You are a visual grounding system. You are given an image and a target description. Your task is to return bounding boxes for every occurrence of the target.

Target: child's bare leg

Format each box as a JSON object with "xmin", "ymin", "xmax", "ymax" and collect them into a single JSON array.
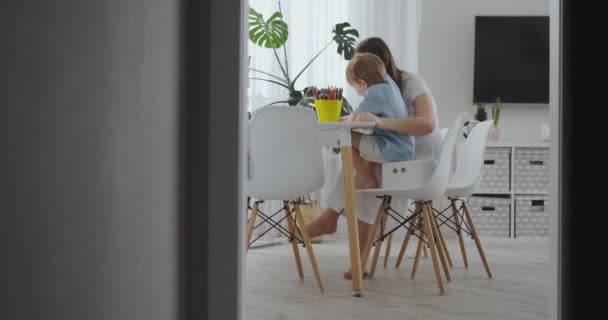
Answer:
[{"xmin": 351, "ymin": 132, "xmax": 379, "ymax": 189}]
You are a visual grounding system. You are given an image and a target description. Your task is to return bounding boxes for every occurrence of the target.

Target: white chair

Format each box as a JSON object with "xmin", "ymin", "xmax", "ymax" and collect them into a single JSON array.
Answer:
[
  {"xmin": 245, "ymin": 106, "xmax": 325, "ymax": 293},
  {"xmin": 440, "ymin": 127, "xmax": 449, "ymax": 140},
  {"xmin": 393, "ymin": 120, "xmax": 494, "ymax": 279},
  {"xmin": 434, "ymin": 120, "xmax": 493, "ymax": 278},
  {"xmin": 357, "ymin": 113, "xmax": 465, "ymax": 295},
  {"xmin": 378, "ymin": 126, "xmax": 450, "ymax": 266}
]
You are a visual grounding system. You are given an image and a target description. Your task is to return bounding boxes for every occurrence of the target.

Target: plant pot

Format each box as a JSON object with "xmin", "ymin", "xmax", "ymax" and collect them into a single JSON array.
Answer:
[
  {"xmin": 489, "ymin": 126, "xmax": 504, "ymax": 142},
  {"xmin": 315, "ymin": 99, "xmax": 342, "ymax": 122}
]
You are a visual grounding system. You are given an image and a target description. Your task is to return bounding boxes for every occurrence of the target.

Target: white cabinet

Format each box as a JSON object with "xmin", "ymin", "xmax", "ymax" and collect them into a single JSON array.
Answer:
[{"xmin": 472, "ymin": 142, "xmax": 551, "ymax": 238}]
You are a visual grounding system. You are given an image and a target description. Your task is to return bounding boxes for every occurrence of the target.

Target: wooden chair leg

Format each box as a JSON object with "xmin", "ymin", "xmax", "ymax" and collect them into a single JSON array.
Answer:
[
  {"xmin": 383, "ymin": 233, "xmax": 393, "ymax": 269},
  {"xmin": 462, "ymin": 201, "xmax": 493, "ymax": 279},
  {"xmin": 361, "ymin": 198, "xmax": 387, "ymax": 272},
  {"xmin": 410, "ymin": 230, "xmax": 424, "ymax": 280},
  {"xmin": 284, "ymin": 201, "xmax": 304, "ymax": 280},
  {"xmin": 452, "ymin": 199, "xmax": 469, "ymax": 268},
  {"xmin": 426, "ymin": 203, "xmax": 451, "ymax": 281},
  {"xmin": 423, "ymin": 240, "xmax": 428, "ymax": 258},
  {"xmin": 294, "ymin": 202, "xmax": 325, "ymax": 293},
  {"xmin": 421, "ymin": 202, "xmax": 446, "ymax": 295},
  {"xmin": 422, "ymin": 205, "xmax": 429, "ymax": 258},
  {"xmin": 370, "ymin": 211, "xmax": 388, "ymax": 278},
  {"xmin": 432, "ymin": 202, "xmax": 453, "ymax": 267},
  {"xmin": 396, "ymin": 203, "xmax": 421, "ymax": 268},
  {"xmin": 246, "ymin": 202, "xmax": 258, "ymax": 251}
]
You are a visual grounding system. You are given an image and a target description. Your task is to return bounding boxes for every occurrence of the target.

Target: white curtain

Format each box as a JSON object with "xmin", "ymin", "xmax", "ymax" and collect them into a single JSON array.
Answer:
[
  {"xmin": 246, "ymin": 0, "xmax": 421, "ymax": 238},
  {"xmin": 344, "ymin": 0, "xmax": 421, "ymax": 107}
]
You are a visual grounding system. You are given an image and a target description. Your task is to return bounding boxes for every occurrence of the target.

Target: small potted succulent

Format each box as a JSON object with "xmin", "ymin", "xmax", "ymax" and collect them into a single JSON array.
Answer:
[
  {"xmin": 463, "ymin": 103, "xmax": 487, "ymax": 138},
  {"xmin": 475, "ymin": 103, "xmax": 489, "ymax": 122}
]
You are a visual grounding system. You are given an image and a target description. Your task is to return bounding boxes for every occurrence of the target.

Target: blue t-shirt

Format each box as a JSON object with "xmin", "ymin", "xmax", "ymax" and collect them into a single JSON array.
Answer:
[{"xmin": 353, "ymin": 76, "xmax": 414, "ymax": 162}]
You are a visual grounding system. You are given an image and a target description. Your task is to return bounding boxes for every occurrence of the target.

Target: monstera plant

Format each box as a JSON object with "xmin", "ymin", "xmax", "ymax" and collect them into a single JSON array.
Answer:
[{"xmin": 248, "ymin": 4, "xmax": 359, "ymax": 113}]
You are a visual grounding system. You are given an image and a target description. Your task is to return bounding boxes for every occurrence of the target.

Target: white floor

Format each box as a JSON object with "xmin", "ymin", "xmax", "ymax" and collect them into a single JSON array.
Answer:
[{"xmin": 244, "ymin": 235, "xmax": 550, "ymax": 320}]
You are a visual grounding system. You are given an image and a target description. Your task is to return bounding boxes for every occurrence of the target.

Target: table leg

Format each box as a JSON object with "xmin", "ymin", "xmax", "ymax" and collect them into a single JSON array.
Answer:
[{"xmin": 340, "ymin": 146, "xmax": 363, "ymax": 295}]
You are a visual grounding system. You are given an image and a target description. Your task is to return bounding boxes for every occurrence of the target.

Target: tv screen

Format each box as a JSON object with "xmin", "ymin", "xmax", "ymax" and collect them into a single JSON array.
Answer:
[{"xmin": 473, "ymin": 16, "xmax": 549, "ymax": 104}]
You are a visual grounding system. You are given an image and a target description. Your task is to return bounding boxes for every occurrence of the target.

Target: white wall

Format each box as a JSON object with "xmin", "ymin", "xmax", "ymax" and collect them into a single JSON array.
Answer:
[{"xmin": 419, "ymin": 0, "xmax": 551, "ymax": 142}]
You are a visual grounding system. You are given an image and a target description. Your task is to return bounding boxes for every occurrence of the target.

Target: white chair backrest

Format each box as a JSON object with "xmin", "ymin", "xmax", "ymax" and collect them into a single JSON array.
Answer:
[
  {"xmin": 409, "ymin": 113, "xmax": 465, "ymax": 200},
  {"xmin": 440, "ymin": 128, "xmax": 449, "ymax": 141},
  {"xmin": 247, "ymin": 106, "xmax": 325, "ymax": 200},
  {"xmin": 448, "ymin": 120, "xmax": 493, "ymax": 192}
]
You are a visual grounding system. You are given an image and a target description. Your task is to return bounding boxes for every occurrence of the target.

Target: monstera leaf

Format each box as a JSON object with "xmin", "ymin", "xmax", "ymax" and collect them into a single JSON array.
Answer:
[
  {"xmin": 249, "ymin": 8, "xmax": 289, "ymax": 49},
  {"xmin": 332, "ymin": 22, "xmax": 359, "ymax": 60},
  {"xmin": 248, "ymin": 5, "xmax": 360, "ymax": 109}
]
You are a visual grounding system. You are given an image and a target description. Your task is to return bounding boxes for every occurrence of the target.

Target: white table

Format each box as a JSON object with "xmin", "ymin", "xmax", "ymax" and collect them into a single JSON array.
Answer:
[{"xmin": 317, "ymin": 121, "xmax": 375, "ymax": 296}]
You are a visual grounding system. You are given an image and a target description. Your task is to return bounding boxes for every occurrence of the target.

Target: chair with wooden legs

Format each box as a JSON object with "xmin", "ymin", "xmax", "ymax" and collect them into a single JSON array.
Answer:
[
  {"xmin": 379, "ymin": 127, "xmax": 449, "ymax": 268},
  {"xmin": 358, "ymin": 113, "xmax": 465, "ymax": 295},
  {"xmin": 394, "ymin": 120, "xmax": 494, "ymax": 279},
  {"xmin": 245, "ymin": 106, "xmax": 326, "ymax": 293}
]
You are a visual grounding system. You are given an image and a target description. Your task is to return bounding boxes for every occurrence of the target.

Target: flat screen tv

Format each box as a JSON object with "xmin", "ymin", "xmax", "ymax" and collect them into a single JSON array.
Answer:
[{"xmin": 473, "ymin": 16, "xmax": 549, "ymax": 104}]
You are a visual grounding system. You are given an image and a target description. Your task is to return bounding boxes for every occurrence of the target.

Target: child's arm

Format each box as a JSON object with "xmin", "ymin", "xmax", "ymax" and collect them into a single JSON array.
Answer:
[
  {"xmin": 353, "ymin": 99, "xmax": 380, "ymax": 115},
  {"xmin": 352, "ymin": 85, "xmax": 389, "ymax": 116}
]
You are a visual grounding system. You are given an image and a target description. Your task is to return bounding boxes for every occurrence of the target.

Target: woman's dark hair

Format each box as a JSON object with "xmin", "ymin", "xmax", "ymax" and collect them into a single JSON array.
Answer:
[{"xmin": 355, "ymin": 37, "xmax": 408, "ymax": 92}]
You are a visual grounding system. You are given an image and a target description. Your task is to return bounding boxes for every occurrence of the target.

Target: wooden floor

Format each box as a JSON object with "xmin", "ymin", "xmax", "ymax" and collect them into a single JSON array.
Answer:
[{"xmin": 244, "ymin": 235, "xmax": 550, "ymax": 320}]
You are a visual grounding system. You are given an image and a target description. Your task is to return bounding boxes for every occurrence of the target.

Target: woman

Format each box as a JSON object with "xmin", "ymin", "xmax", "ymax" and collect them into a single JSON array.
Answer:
[{"xmin": 306, "ymin": 37, "xmax": 442, "ymax": 279}]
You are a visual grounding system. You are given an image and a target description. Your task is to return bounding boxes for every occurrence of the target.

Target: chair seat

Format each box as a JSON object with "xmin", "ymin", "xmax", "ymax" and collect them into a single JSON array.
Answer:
[
  {"xmin": 443, "ymin": 185, "xmax": 475, "ymax": 198},
  {"xmin": 357, "ymin": 159, "xmax": 439, "ymax": 201},
  {"xmin": 356, "ymin": 187, "xmax": 428, "ymax": 201}
]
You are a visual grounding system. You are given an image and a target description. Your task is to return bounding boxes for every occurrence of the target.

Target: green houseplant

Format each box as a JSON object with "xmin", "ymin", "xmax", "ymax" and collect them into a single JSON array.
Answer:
[
  {"xmin": 490, "ymin": 97, "xmax": 503, "ymax": 141},
  {"xmin": 248, "ymin": 4, "xmax": 359, "ymax": 114},
  {"xmin": 492, "ymin": 97, "xmax": 501, "ymax": 129}
]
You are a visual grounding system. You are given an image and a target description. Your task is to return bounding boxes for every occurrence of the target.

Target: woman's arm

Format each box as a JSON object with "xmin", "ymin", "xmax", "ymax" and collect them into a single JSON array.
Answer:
[{"xmin": 347, "ymin": 94, "xmax": 436, "ymax": 136}]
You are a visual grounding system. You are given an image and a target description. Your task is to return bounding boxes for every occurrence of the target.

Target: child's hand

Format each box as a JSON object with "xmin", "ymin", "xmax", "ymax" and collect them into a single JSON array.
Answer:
[{"xmin": 347, "ymin": 112, "xmax": 379, "ymax": 123}]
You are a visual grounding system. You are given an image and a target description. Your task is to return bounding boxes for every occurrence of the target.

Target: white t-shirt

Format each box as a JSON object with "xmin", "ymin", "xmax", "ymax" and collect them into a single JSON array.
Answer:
[{"xmin": 400, "ymin": 72, "xmax": 442, "ymax": 161}]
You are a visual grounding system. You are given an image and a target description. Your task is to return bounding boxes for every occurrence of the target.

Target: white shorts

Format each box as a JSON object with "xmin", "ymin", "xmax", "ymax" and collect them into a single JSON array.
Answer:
[{"xmin": 359, "ymin": 135, "xmax": 385, "ymax": 163}]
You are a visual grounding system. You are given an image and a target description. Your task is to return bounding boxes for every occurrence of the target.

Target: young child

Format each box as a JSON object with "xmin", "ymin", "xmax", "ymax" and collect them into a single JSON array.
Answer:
[{"xmin": 345, "ymin": 53, "xmax": 415, "ymax": 189}]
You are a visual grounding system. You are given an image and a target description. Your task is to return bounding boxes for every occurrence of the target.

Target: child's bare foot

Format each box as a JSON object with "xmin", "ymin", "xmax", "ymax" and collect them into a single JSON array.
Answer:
[
  {"xmin": 344, "ymin": 269, "xmax": 370, "ymax": 280},
  {"xmin": 355, "ymin": 178, "xmax": 379, "ymax": 189}
]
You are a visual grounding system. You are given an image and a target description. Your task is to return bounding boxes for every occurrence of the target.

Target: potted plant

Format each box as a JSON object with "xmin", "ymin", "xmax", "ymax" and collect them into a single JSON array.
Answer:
[
  {"xmin": 248, "ymin": 3, "xmax": 359, "ymax": 116},
  {"xmin": 463, "ymin": 103, "xmax": 487, "ymax": 138},
  {"xmin": 490, "ymin": 97, "xmax": 503, "ymax": 141},
  {"xmin": 474, "ymin": 103, "xmax": 488, "ymax": 122}
]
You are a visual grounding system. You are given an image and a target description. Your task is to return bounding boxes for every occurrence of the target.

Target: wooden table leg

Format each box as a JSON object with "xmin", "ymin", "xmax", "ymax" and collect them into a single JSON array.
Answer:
[{"xmin": 340, "ymin": 146, "xmax": 363, "ymax": 295}]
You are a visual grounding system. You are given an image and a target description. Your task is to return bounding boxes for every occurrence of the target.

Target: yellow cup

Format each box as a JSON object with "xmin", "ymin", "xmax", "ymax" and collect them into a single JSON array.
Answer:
[{"xmin": 314, "ymin": 99, "xmax": 342, "ymax": 122}]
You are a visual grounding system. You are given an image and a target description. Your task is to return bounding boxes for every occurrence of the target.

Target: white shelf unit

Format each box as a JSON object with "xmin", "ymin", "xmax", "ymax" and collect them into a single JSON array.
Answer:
[{"xmin": 472, "ymin": 141, "xmax": 550, "ymax": 238}]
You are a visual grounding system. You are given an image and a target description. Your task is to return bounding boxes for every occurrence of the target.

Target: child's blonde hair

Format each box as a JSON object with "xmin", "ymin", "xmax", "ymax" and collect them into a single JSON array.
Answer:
[{"xmin": 346, "ymin": 52, "xmax": 387, "ymax": 87}]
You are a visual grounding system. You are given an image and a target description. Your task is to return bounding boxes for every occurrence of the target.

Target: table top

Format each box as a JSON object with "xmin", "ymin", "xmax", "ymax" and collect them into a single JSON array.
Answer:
[
  {"xmin": 485, "ymin": 141, "xmax": 550, "ymax": 148},
  {"xmin": 317, "ymin": 122, "xmax": 376, "ymax": 130}
]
